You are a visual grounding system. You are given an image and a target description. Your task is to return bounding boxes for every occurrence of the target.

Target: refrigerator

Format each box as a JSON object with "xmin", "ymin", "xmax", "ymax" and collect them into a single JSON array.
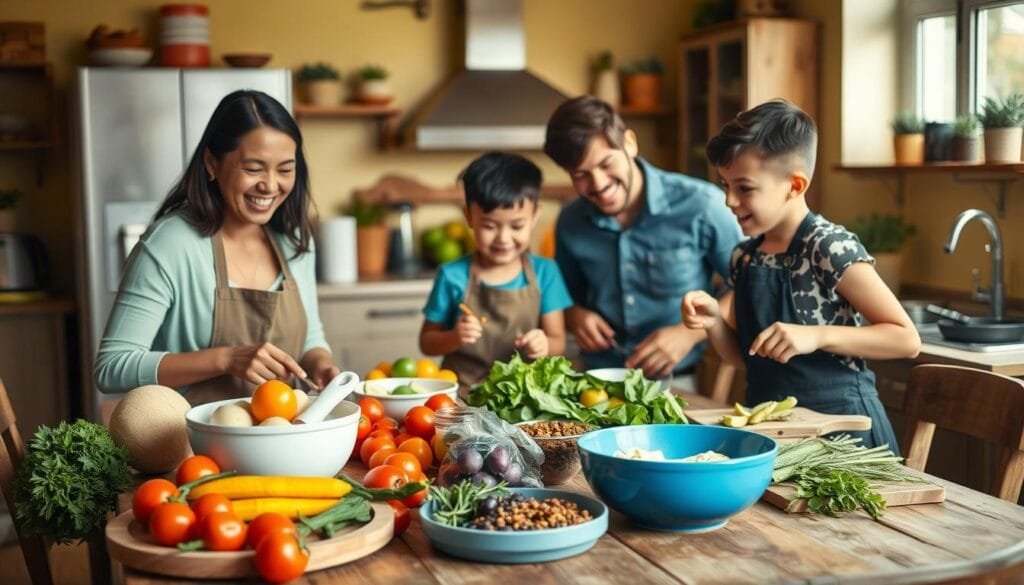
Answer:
[{"xmin": 72, "ymin": 68, "xmax": 292, "ymax": 421}]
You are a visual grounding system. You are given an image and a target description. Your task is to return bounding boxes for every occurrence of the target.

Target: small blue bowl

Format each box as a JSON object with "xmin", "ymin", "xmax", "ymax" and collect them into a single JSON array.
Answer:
[
  {"xmin": 419, "ymin": 487, "xmax": 608, "ymax": 563},
  {"xmin": 577, "ymin": 424, "xmax": 777, "ymax": 533}
]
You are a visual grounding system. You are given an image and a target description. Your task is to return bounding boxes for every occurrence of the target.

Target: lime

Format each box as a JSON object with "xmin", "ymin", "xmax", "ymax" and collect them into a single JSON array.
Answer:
[
  {"xmin": 363, "ymin": 382, "xmax": 390, "ymax": 396},
  {"xmin": 422, "ymin": 226, "xmax": 446, "ymax": 250},
  {"xmin": 391, "ymin": 357, "xmax": 417, "ymax": 378},
  {"xmin": 391, "ymin": 385, "xmax": 417, "ymax": 395},
  {"xmin": 432, "ymin": 238, "xmax": 463, "ymax": 264}
]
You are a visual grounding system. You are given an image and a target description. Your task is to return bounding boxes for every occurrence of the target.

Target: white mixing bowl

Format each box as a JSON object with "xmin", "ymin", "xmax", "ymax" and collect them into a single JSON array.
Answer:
[{"xmin": 348, "ymin": 377, "xmax": 458, "ymax": 420}]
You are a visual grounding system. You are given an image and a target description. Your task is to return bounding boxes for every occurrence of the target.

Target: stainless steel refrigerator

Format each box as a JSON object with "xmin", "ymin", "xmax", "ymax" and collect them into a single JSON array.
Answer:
[{"xmin": 72, "ymin": 67, "xmax": 292, "ymax": 421}]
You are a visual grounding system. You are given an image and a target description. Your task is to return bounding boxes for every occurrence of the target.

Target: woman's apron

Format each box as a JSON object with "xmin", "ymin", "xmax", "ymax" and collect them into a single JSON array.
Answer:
[
  {"xmin": 185, "ymin": 230, "xmax": 307, "ymax": 406},
  {"xmin": 733, "ymin": 213, "xmax": 900, "ymax": 453},
  {"xmin": 442, "ymin": 255, "xmax": 542, "ymax": 394}
]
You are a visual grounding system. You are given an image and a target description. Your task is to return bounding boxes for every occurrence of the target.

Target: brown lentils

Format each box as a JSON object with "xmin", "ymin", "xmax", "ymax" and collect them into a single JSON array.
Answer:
[
  {"xmin": 518, "ymin": 421, "xmax": 594, "ymax": 485},
  {"xmin": 468, "ymin": 493, "xmax": 592, "ymax": 531}
]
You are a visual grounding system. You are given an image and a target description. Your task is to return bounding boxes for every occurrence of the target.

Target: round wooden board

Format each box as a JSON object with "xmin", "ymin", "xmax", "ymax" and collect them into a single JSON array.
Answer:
[{"xmin": 106, "ymin": 501, "xmax": 393, "ymax": 579}]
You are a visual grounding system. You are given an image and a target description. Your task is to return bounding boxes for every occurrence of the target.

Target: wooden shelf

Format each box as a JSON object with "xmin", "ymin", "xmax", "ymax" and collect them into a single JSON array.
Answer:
[
  {"xmin": 293, "ymin": 103, "xmax": 402, "ymax": 150},
  {"xmin": 836, "ymin": 162, "xmax": 1024, "ymax": 174},
  {"xmin": 353, "ymin": 174, "xmax": 577, "ymax": 206},
  {"xmin": 618, "ymin": 105, "xmax": 676, "ymax": 117}
]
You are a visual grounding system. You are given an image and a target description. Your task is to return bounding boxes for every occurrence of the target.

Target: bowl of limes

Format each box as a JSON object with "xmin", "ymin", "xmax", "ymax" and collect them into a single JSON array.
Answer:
[{"xmin": 349, "ymin": 377, "xmax": 459, "ymax": 420}]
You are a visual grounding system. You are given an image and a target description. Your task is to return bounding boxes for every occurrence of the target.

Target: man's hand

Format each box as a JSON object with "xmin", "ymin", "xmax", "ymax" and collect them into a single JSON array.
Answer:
[
  {"xmin": 749, "ymin": 322, "xmax": 823, "ymax": 363},
  {"xmin": 625, "ymin": 324, "xmax": 702, "ymax": 379},
  {"xmin": 567, "ymin": 307, "xmax": 617, "ymax": 352},
  {"xmin": 681, "ymin": 290, "xmax": 722, "ymax": 330},
  {"xmin": 514, "ymin": 329, "xmax": 549, "ymax": 359}
]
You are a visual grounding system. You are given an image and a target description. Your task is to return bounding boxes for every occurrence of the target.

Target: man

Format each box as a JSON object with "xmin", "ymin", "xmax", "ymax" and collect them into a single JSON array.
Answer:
[{"xmin": 543, "ymin": 95, "xmax": 741, "ymax": 386}]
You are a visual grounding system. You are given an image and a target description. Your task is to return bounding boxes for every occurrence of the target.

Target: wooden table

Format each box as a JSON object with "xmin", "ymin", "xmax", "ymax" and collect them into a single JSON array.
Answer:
[{"xmin": 118, "ymin": 395, "xmax": 1024, "ymax": 585}]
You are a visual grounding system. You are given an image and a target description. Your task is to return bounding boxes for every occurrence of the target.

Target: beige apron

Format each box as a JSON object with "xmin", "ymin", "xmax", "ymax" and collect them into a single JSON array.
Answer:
[
  {"xmin": 185, "ymin": 229, "xmax": 307, "ymax": 406},
  {"xmin": 442, "ymin": 255, "xmax": 541, "ymax": 393}
]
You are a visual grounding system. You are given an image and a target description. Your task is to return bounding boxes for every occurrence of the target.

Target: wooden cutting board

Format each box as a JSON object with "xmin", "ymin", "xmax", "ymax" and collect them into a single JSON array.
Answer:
[
  {"xmin": 686, "ymin": 407, "xmax": 872, "ymax": 439},
  {"xmin": 106, "ymin": 501, "xmax": 393, "ymax": 579},
  {"xmin": 763, "ymin": 480, "xmax": 946, "ymax": 513}
]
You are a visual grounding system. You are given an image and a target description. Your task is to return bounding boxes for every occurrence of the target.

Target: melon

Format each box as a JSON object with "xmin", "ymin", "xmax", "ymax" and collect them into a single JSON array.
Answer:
[{"xmin": 107, "ymin": 384, "xmax": 193, "ymax": 474}]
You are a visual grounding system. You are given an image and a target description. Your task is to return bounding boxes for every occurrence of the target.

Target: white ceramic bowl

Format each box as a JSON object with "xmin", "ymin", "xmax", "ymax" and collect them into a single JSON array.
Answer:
[
  {"xmin": 348, "ymin": 377, "xmax": 458, "ymax": 420},
  {"xmin": 185, "ymin": 397, "xmax": 360, "ymax": 477},
  {"xmin": 90, "ymin": 48, "xmax": 153, "ymax": 67},
  {"xmin": 585, "ymin": 368, "xmax": 631, "ymax": 382}
]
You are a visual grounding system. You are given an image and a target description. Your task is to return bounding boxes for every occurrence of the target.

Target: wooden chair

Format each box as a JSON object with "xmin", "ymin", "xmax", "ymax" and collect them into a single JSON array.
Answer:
[
  {"xmin": 0, "ymin": 379, "xmax": 55, "ymax": 585},
  {"xmin": 902, "ymin": 364, "xmax": 1024, "ymax": 502}
]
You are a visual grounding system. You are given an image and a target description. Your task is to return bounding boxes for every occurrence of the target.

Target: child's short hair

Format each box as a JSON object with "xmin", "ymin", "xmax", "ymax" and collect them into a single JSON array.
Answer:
[
  {"xmin": 459, "ymin": 151, "xmax": 542, "ymax": 212},
  {"xmin": 706, "ymin": 99, "xmax": 818, "ymax": 179},
  {"xmin": 544, "ymin": 95, "xmax": 628, "ymax": 169}
]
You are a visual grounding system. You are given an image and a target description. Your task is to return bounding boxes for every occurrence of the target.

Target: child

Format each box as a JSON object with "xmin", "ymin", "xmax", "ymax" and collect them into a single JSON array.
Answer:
[
  {"xmin": 681, "ymin": 100, "xmax": 920, "ymax": 452},
  {"xmin": 419, "ymin": 152, "xmax": 573, "ymax": 389}
]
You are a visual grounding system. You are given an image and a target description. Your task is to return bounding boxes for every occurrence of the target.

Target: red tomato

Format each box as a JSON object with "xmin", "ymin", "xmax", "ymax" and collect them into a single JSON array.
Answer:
[
  {"xmin": 366, "ymin": 428, "xmax": 397, "ymax": 442},
  {"xmin": 356, "ymin": 415, "xmax": 372, "ymax": 441},
  {"xmin": 402, "ymin": 470, "xmax": 429, "ymax": 508},
  {"xmin": 358, "ymin": 397, "xmax": 385, "ymax": 423},
  {"xmin": 425, "ymin": 394, "xmax": 457, "ymax": 412},
  {"xmin": 388, "ymin": 500, "xmax": 411, "ymax": 536},
  {"xmin": 367, "ymin": 446, "xmax": 398, "ymax": 469},
  {"xmin": 149, "ymin": 502, "xmax": 196, "ymax": 547},
  {"xmin": 246, "ymin": 513, "xmax": 298, "ymax": 551},
  {"xmin": 372, "ymin": 417, "xmax": 399, "ymax": 433},
  {"xmin": 383, "ymin": 451, "xmax": 422, "ymax": 478},
  {"xmin": 255, "ymin": 533, "xmax": 309, "ymax": 584},
  {"xmin": 393, "ymin": 432, "xmax": 414, "ymax": 446},
  {"xmin": 190, "ymin": 493, "xmax": 233, "ymax": 523},
  {"xmin": 132, "ymin": 479, "xmax": 178, "ymax": 524},
  {"xmin": 404, "ymin": 406, "xmax": 436, "ymax": 439},
  {"xmin": 363, "ymin": 464, "xmax": 408, "ymax": 491},
  {"xmin": 175, "ymin": 454, "xmax": 221, "ymax": 486},
  {"xmin": 398, "ymin": 437, "xmax": 434, "ymax": 471},
  {"xmin": 359, "ymin": 435, "xmax": 396, "ymax": 467},
  {"xmin": 198, "ymin": 511, "xmax": 248, "ymax": 551}
]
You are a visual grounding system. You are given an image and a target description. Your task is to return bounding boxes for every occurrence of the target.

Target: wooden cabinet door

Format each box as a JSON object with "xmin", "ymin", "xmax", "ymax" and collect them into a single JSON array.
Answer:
[{"xmin": 319, "ymin": 296, "xmax": 426, "ymax": 375}]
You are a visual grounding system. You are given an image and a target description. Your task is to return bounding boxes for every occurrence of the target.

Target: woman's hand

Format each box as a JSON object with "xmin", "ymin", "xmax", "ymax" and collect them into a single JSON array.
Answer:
[
  {"xmin": 749, "ymin": 323, "xmax": 823, "ymax": 364},
  {"xmin": 514, "ymin": 329, "xmax": 549, "ymax": 359},
  {"xmin": 681, "ymin": 290, "xmax": 722, "ymax": 330},
  {"xmin": 455, "ymin": 314, "xmax": 483, "ymax": 346},
  {"xmin": 226, "ymin": 342, "xmax": 306, "ymax": 385}
]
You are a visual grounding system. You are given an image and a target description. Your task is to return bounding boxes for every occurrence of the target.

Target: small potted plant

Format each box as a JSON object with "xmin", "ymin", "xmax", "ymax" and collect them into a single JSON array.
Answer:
[
  {"xmin": 356, "ymin": 64, "xmax": 393, "ymax": 105},
  {"xmin": 891, "ymin": 112, "xmax": 925, "ymax": 165},
  {"xmin": 849, "ymin": 213, "xmax": 916, "ymax": 294},
  {"xmin": 591, "ymin": 51, "xmax": 620, "ymax": 108},
  {"xmin": 0, "ymin": 188, "xmax": 21, "ymax": 232},
  {"xmin": 620, "ymin": 57, "xmax": 664, "ymax": 110},
  {"xmin": 951, "ymin": 114, "xmax": 982, "ymax": 163},
  {"xmin": 297, "ymin": 62, "xmax": 342, "ymax": 107},
  {"xmin": 345, "ymin": 198, "xmax": 389, "ymax": 275},
  {"xmin": 978, "ymin": 93, "xmax": 1024, "ymax": 163}
]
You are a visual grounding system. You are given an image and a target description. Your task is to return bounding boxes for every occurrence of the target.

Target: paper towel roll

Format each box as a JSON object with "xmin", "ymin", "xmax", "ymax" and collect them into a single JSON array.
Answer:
[{"xmin": 318, "ymin": 217, "xmax": 358, "ymax": 284}]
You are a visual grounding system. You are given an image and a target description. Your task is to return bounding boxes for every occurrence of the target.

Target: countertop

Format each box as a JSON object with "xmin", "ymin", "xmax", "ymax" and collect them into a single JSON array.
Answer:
[{"xmin": 318, "ymin": 273, "xmax": 433, "ymax": 300}]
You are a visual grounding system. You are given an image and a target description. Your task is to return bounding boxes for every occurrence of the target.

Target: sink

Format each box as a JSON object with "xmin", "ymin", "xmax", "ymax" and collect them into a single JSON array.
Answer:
[
  {"xmin": 901, "ymin": 300, "xmax": 941, "ymax": 326},
  {"xmin": 918, "ymin": 323, "xmax": 1024, "ymax": 353}
]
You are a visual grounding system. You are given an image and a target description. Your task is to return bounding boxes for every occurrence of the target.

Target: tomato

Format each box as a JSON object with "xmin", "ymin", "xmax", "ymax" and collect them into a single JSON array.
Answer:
[
  {"xmin": 175, "ymin": 454, "xmax": 221, "ymax": 486},
  {"xmin": 372, "ymin": 417, "xmax": 399, "ymax": 433},
  {"xmin": 252, "ymin": 380, "xmax": 298, "ymax": 422},
  {"xmin": 366, "ymin": 428, "xmax": 397, "ymax": 442},
  {"xmin": 393, "ymin": 432, "xmax": 413, "ymax": 446},
  {"xmin": 356, "ymin": 415, "xmax": 372, "ymax": 441},
  {"xmin": 367, "ymin": 446, "xmax": 398, "ymax": 469},
  {"xmin": 363, "ymin": 464, "xmax": 408, "ymax": 490},
  {"xmin": 149, "ymin": 502, "xmax": 196, "ymax": 547},
  {"xmin": 246, "ymin": 513, "xmax": 298, "ymax": 551},
  {"xmin": 254, "ymin": 533, "xmax": 309, "ymax": 584},
  {"xmin": 190, "ymin": 493, "xmax": 233, "ymax": 523},
  {"xmin": 383, "ymin": 451, "xmax": 422, "ymax": 478},
  {"xmin": 359, "ymin": 435, "xmax": 396, "ymax": 467},
  {"xmin": 431, "ymin": 431, "xmax": 448, "ymax": 463},
  {"xmin": 358, "ymin": 397, "xmax": 385, "ymax": 423},
  {"xmin": 425, "ymin": 393, "xmax": 457, "ymax": 412},
  {"xmin": 196, "ymin": 511, "xmax": 247, "ymax": 551},
  {"xmin": 388, "ymin": 500, "xmax": 411, "ymax": 536},
  {"xmin": 402, "ymin": 470, "xmax": 429, "ymax": 508},
  {"xmin": 398, "ymin": 437, "xmax": 434, "ymax": 470},
  {"xmin": 132, "ymin": 478, "xmax": 178, "ymax": 524},
  {"xmin": 404, "ymin": 406, "xmax": 435, "ymax": 439}
]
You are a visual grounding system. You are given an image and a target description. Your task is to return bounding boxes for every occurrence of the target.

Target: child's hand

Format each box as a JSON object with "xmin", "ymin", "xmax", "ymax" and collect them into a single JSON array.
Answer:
[
  {"xmin": 749, "ymin": 322, "xmax": 823, "ymax": 363},
  {"xmin": 681, "ymin": 290, "xmax": 721, "ymax": 330},
  {"xmin": 514, "ymin": 329, "xmax": 549, "ymax": 359},
  {"xmin": 455, "ymin": 314, "xmax": 483, "ymax": 346}
]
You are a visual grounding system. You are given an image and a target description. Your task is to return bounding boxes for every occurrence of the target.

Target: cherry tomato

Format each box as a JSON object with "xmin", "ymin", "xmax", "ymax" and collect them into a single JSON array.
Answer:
[
  {"xmin": 246, "ymin": 513, "xmax": 298, "ymax": 551},
  {"xmin": 190, "ymin": 493, "xmax": 233, "ymax": 523},
  {"xmin": 254, "ymin": 532, "xmax": 309, "ymax": 584},
  {"xmin": 425, "ymin": 394, "xmax": 457, "ymax": 412},
  {"xmin": 251, "ymin": 379, "xmax": 298, "ymax": 423},
  {"xmin": 149, "ymin": 502, "xmax": 196, "ymax": 547},
  {"xmin": 198, "ymin": 511, "xmax": 247, "ymax": 551},
  {"xmin": 358, "ymin": 397, "xmax": 385, "ymax": 423},
  {"xmin": 388, "ymin": 500, "xmax": 411, "ymax": 536},
  {"xmin": 363, "ymin": 464, "xmax": 408, "ymax": 491},
  {"xmin": 372, "ymin": 417, "xmax": 400, "ymax": 433},
  {"xmin": 366, "ymin": 428, "xmax": 397, "ymax": 442},
  {"xmin": 404, "ymin": 406, "xmax": 436, "ymax": 439},
  {"xmin": 383, "ymin": 451, "xmax": 422, "ymax": 478},
  {"xmin": 356, "ymin": 415, "xmax": 372, "ymax": 441},
  {"xmin": 359, "ymin": 435, "xmax": 396, "ymax": 467},
  {"xmin": 393, "ymin": 432, "xmax": 414, "ymax": 446},
  {"xmin": 402, "ymin": 470, "xmax": 429, "ymax": 508},
  {"xmin": 398, "ymin": 437, "xmax": 434, "ymax": 470},
  {"xmin": 367, "ymin": 446, "xmax": 398, "ymax": 469},
  {"xmin": 175, "ymin": 454, "xmax": 221, "ymax": 486},
  {"xmin": 132, "ymin": 479, "xmax": 178, "ymax": 524}
]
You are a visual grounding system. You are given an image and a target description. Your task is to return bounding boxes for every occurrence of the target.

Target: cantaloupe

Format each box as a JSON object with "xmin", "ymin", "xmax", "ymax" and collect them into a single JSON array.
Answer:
[{"xmin": 108, "ymin": 384, "xmax": 193, "ymax": 474}]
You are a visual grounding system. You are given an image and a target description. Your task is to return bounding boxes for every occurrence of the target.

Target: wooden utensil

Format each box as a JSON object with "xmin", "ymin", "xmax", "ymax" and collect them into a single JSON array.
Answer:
[{"xmin": 685, "ymin": 407, "xmax": 872, "ymax": 439}]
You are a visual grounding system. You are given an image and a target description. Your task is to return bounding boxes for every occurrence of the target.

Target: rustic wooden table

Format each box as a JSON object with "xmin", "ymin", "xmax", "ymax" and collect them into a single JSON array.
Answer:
[{"xmin": 118, "ymin": 394, "xmax": 1024, "ymax": 585}]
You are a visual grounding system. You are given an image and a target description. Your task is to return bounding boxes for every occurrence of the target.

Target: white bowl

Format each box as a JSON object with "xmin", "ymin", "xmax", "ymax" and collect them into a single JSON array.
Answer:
[
  {"xmin": 90, "ymin": 48, "xmax": 153, "ymax": 67},
  {"xmin": 348, "ymin": 377, "xmax": 458, "ymax": 420},
  {"xmin": 185, "ymin": 397, "xmax": 360, "ymax": 477},
  {"xmin": 586, "ymin": 368, "xmax": 632, "ymax": 382}
]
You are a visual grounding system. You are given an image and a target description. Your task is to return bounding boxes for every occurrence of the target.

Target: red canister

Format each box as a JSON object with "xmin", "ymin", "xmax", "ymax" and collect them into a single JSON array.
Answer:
[{"xmin": 159, "ymin": 4, "xmax": 210, "ymax": 67}]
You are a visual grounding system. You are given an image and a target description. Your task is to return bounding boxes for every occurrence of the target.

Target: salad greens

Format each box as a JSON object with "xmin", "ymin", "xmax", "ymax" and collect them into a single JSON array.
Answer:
[{"xmin": 466, "ymin": 354, "xmax": 688, "ymax": 426}]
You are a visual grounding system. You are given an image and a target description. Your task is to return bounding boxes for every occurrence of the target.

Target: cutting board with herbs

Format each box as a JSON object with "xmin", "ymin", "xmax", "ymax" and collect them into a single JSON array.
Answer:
[
  {"xmin": 686, "ymin": 407, "xmax": 871, "ymax": 438},
  {"xmin": 763, "ymin": 480, "xmax": 946, "ymax": 512}
]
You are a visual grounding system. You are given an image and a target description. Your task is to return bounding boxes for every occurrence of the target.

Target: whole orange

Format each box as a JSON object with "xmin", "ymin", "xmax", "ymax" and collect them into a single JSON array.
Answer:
[{"xmin": 251, "ymin": 380, "xmax": 297, "ymax": 423}]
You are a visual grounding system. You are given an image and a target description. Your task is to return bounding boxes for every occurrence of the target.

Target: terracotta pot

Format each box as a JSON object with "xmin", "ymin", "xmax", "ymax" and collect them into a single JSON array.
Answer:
[
  {"xmin": 951, "ymin": 135, "xmax": 981, "ymax": 163},
  {"xmin": 356, "ymin": 225, "xmax": 389, "ymax": 275},
  {"xmin": 303, "ymin": 80, "xmax": 343, "ymax": 106},
  {"xmin": 873, "ymin": 252, "xmax": 903, "ymax": 295},
  {"xmin": 893, "ymin": 134, "xmax": 924, "ymax": 165},
  {"xmin": 357, "ymin": 79, "xmax": 393, "ymax": 105},
  {"xmin": 592, "ymin": 69, "xmax": 620, "ymax": 107},
  {"xmin": 622, "ymin": 73, "xmax": 661, "ymax": 110},
  {"xmin": 984, "ymin": 127, "xmax": 1023, "ymax": 163}
]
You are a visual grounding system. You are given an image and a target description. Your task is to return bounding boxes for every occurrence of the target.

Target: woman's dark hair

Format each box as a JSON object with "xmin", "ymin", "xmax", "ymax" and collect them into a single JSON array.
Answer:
[
  {"xmin": 154, "ymin": 89, "xmax": 315, "ymax": 255},
  {"xmin": 706, "ymin": 99, "xmax": 818, "ymax": 179},
  {"xmin": 459, "ymin": 151, "xmax": 542, "ymax": 212},
  {"xmin": 543, "ymin": 95, "xmax": 627, "ymax": 169}
]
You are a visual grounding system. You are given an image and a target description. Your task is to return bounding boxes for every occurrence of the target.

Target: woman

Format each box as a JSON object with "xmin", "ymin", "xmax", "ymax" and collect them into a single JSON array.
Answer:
[{"xmin": 95, "ymin": 90, "xmax": 340, "ymax": 404}]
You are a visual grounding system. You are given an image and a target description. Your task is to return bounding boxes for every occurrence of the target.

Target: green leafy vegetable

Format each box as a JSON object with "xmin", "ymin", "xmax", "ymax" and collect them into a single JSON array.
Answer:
[
  {"xmin": 14, "ymin": 419, "xmax": 132, "ymax": 544},
  {"xmin": 792, "ymin": 469, "xmax": 887, "ymax": 520},
  {"xmin": 428, "ymin": 481, "xmax": 509, "ymax": 527}
]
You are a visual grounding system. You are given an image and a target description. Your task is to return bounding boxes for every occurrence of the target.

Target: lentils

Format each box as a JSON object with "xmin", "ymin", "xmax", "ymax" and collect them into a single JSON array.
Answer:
[
  {"xmin": 517, "ymin": 421, "xmax": 595, "ymax": 485},
  {"xmin": 519, "ymin": 421, "xmax": 592, "ymax": 438},
  {"xmin": 468, "ymin": 493, "xmax": 592, "ymax": 531}
]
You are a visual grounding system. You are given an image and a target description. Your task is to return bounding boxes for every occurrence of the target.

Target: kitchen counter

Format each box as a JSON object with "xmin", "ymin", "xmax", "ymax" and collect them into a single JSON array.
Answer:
[{"xmin": 317, "ymin": 273, "xmax": 433, "ymax": 300}]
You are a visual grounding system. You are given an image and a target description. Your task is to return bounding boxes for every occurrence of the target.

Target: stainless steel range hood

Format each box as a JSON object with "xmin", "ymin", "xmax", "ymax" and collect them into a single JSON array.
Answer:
[{"xmin": 410, "ymin": 0, "xmax": 569, "ymax": 150}]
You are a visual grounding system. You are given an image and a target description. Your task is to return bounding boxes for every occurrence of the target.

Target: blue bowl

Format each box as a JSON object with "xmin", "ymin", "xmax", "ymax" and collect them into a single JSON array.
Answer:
[
  {"xmin": 577, "ymin": 424, "xmax": 777, "ymax": 533},
  {"xmin": 419, "ymin": 487, "xmax": 608, "ymax": 563}
]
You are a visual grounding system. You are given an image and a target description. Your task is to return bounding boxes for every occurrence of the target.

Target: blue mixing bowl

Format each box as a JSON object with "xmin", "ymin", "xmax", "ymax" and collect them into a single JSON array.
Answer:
[{"xmin": 577, "ymin": 424, "xmax": 777, "ymax": 533}]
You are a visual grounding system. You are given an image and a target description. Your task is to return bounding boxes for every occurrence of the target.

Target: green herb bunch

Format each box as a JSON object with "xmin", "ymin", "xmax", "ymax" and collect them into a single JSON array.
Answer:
[
  {"xmin": 428, "ymin": 481, "xmax": 509, "ymax": 527},
  {"xmin": 978, "ymin": 94, "xmax": 1024, "ymax": 129},
  {"xmin": 14, "ymin": 419, "xmax": 132, "ymax": 544},
  {"xmin": 891, "ymin": 112, "xmax": 925, "ymax": 135},
  {"xmin": 792, "ymin": 468, "xmax": 887, "ymax": 519},
  {"xmin": 298, "ymin": 62, "xmax": 341, "ymax": 82},
  {"xmin": 358, "ymin": 64, "xmax": 389, "ymax": 81},
  {"xmin": 343, "ymin": 198, "xmax": 387, "ymax": 227},
  {"xmin": 953, "ymin": 114, "xmax": 981, "ymax": 137},
  {"xmin": 621, "ymin": 57, "xmax": 665, "ymax": 76},
  {"xmin": 848, "ymin": 213, "xmax": 916, "ymax": 254}
]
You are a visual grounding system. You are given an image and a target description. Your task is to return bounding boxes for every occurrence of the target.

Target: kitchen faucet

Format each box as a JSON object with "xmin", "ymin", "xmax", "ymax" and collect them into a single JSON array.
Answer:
[{"xmin": 944, "ymin": 209, "xmax": 1004, "ymax": 321}]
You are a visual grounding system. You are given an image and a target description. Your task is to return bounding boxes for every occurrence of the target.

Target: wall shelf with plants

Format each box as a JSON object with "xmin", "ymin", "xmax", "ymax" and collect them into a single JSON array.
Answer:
[{"xmin": 292, "ymin": 62, "xmax": 401, "ymax": 150}]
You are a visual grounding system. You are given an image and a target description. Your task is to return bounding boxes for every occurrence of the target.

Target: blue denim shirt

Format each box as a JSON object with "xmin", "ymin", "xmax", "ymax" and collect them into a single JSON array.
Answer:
[{"xmin": 555, "ymin": 158, "xmax": 741, "ymax": 372}]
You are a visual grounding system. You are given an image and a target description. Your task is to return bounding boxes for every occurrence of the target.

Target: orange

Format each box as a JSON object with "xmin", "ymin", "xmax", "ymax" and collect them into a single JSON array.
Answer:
[
  {"xmin": 443, "ymin": 221, "xmax": 468, "ymax": 242},
  {"xmin": 365, "ymin": 368, "xmax": 386, "ymax": 380},
  {"xmin": 436, "ymin": 369, "xmax": 458, "ymax": 383},
  {"xmin": 375, "ymin": 361, "xmax": 392, "ymax": 376},
  {"xmin": 251, "ymin": 380, "xmax": 297, "ymax": 422},
  {"xmin": 579, "ymin": 388, "xmax": 609, "ymax": 408},
  {"xmin": 415, "ymin": 358, "xmax": 439, "ymax": 378}
]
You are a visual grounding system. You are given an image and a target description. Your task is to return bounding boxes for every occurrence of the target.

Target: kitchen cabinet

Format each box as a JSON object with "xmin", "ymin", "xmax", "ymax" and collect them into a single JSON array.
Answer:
[
  {"xmin": 678, "ymin": 18, "xmax": 818, "ymax": 179},
  {"xmin": 0, "ymin": 62, "xmax": 55, "ymax": 184}
]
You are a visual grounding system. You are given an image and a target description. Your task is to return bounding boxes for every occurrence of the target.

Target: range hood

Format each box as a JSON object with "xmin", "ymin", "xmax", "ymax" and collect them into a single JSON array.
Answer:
[{"xmin": 410, "ymin": 0, "xmax": 569, "ymax": 150}]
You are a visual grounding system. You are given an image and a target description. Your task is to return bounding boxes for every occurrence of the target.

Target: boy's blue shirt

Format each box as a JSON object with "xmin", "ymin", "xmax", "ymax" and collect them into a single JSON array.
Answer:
[{"xmin": 422, "ymin": 254, "xmax": 573, "ymax": 328}]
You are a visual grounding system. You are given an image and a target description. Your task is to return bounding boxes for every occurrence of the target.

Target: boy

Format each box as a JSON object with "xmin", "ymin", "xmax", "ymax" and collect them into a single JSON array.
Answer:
[
  {"xmin": 682, "ymin": 100, "xmax": 920, "ymax": 450},
  {"xmin": 419, "ymin": 152, "xmax": 573, "ymax": 388}
]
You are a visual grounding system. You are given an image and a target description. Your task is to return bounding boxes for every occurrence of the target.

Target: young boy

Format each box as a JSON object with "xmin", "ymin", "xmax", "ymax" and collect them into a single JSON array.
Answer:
[
  {"xmin": 682, "ymin": 100, "xmax": 920, "ymax": 451},
  {"xmin": 419, "ymin": 152, "xmax": 573, "ymax": 389}
]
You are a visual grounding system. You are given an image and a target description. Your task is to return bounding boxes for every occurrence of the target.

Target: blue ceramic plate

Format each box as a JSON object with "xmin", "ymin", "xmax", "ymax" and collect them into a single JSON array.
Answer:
[{"xmin": 419, "ymin": 487, "xmax": 609, "ymax": 563}]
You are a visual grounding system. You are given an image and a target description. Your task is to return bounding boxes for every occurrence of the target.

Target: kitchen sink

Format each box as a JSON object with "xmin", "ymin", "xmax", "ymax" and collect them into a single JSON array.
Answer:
[{"xmin": 917, "ymin": 323, "xmax": 1024, "ymax": 353}]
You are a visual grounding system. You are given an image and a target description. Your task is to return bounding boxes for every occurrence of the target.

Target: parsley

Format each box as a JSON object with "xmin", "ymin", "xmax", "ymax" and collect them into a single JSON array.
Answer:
[{"xmin": 792, "ymin": 468, "xmax": 887, "ymax": 520}]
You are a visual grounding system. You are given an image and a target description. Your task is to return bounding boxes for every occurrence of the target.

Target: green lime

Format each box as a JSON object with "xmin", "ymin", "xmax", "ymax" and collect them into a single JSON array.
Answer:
[
  {"xmin": 391, "ymin": 385, "xmax": 416, "ymax": 395},
  {"xmin": 422, "ymin": 227, "xmax": 446, "ymax": 252},
  {"xmin": 391, "ymin": 357, "xmax": 417, "ymax": 378},
  {"xmin": 432, "ymin": 238, "xmax": 463, "ymax": 264}
]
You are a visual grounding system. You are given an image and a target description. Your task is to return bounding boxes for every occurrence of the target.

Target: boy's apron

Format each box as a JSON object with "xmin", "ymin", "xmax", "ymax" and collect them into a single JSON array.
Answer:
[
  {"xmin": 733, "ymin": 212, "xmax": 900, "ymax": 453},
  {"xmin": 185, "ymin": 230, "xmax": 307, "ymax": 406},
  {"xmin": 442, "ymin": 255, "xmax": 542, "ymax": 393}
]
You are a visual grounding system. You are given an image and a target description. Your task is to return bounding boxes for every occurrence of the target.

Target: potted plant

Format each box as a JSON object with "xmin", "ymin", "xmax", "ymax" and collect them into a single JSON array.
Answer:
[
  {"xmin": 591, "ymin": 51, "xmax": 620, "ymax": 108},
  {"xmin": 620, "ymin": 57, "xmax": 664, "ymax": 110},
  {"xmin": 0, "ymin": 188, "xmax": 21, "ymax": 232},
  {"xmin": 891, "ymin": 112, "xmax": 925, "ymax": 165},
  {"xmin": 849, "ymin": 213, "xmax": 917, "ymax": 294},
  {"xmin": 951, "ymin": 114, "xmax": 982, "ymax": 163},
  {"xmin": 978, "ymin": 93, "xmax": 1024, "ymax": 163},
  {"xmin": 345, "ymin": 198, "xmax": 389, "ymax": 275},
  {"xmin": 355, "ymin": 64, "xmax": 393, "ymax": 106},
  {"xmin": 297, "ymin": 62, "xmax": 342, "ymax": 107}
]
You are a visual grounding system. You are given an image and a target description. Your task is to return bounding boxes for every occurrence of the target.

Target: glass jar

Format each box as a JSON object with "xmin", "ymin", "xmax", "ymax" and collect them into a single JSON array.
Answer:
[{"xmin": 433, "ymin": 406, "xmax": 476, "ymax": 443}]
